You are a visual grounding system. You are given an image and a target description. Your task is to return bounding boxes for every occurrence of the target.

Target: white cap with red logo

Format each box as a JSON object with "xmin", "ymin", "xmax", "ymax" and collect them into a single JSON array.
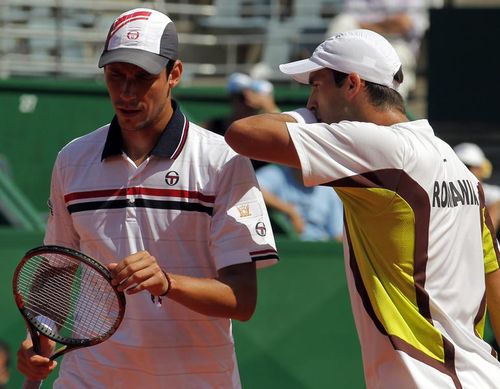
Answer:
[{"xmin": 98, "ymin": 8, "xmax": 178, "ymax": 75}]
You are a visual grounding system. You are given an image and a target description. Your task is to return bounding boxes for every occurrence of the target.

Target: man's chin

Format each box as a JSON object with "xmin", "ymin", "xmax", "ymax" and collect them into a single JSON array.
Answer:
[{"xmin": 117, "ymin": 116, "xmax": 144, "ymax": 131}]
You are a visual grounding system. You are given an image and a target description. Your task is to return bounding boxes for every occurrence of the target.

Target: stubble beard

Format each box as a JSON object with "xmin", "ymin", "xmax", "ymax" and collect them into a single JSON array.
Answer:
[{"xmin": 118, "ymin": 103, "xmax": 166, "ymax": 133}]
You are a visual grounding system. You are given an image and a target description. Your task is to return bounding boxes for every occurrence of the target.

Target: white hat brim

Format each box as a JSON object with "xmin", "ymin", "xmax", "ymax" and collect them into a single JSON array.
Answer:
[{"xmin": 279, "ymin": 58, "xmax": 324, "ymax": 84}]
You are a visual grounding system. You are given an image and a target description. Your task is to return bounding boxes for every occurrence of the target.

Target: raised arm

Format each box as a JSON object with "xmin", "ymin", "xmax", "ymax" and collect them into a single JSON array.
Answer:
[{"xmin": 225, "ymin": 113, "xmax": 301, "ymax": 168}]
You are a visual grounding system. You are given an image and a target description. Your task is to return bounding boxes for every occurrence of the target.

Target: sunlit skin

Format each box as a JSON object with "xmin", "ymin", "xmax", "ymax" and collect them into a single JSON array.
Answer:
[
  {"xmin": 306, "ymin": 69, "xmax": 407, "ymax": 126},
  {"xmin": 104, "ymin": 61, "xmax": 182, "ymax": 163},
  {"xmin": 306, "ymin": 68, "xmax": 352, "ymax": 124},
  {"xmin": 225, "ymin": 69, "xmax": 407, "ymax": 168}
]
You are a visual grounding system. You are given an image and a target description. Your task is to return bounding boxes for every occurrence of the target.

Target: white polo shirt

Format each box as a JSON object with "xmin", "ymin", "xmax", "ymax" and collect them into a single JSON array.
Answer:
[
  {"xmin": 45, "ymin": 101, "xmax": 278, "ymax": 389},
  {"xmin": 287, "ymin": 119, "xmax": 500, "ymax": 388}
]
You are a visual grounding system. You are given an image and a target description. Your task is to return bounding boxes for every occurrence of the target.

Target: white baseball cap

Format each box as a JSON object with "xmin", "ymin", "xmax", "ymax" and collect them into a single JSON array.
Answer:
[
  {"xmin": 279, "ymin": 29, "xmax": 402, "ymax": 90},
  {"xmin": 98, "ymin": 8, "xmax": 178, "ymax": 75},
  {"xmin": 454, "ymin": 143, "xmax": 487, "ymax": 167}
]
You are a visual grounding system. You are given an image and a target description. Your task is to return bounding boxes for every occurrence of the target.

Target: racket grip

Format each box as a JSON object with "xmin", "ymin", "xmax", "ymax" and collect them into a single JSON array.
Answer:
[
  {"xmin": 23, "ymin": 326, "xmax": 44, "ymax": 389},
  {"xmin": 22, "ymin": 379, "xmax": 43, "ymax": 389}
]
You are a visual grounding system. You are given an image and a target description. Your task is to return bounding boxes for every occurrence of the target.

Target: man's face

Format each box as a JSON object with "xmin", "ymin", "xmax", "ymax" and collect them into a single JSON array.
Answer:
[
  {"xmin": 104, "ymin": 62, "xmax": 171, "ymax": 132},
  {"xmin": 306, "ymin": 68, "xmax": 349, "ymax": 124}
]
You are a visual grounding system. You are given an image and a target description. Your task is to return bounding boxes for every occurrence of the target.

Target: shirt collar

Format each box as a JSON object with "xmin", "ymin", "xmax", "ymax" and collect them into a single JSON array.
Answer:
[{"xmin": 101, "ymin": 100, "xmax": 189, "ymax": 161}]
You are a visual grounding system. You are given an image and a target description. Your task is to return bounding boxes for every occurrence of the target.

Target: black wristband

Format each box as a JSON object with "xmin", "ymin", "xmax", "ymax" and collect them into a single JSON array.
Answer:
[{"xmin": 160, "ymin": 270, "xmax": 171, "ymax": 297}]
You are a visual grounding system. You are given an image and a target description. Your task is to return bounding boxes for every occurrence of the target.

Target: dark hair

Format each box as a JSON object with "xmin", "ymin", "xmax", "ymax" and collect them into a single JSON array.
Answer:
[
  {"xmin": 166, "ymin": 59, "xmax": 175, "ymax": 75},
  {"xmin": 231, "ymin": 92, "xmax": 246, "ymax": 104},
  {"xmin": 331, "ymin": 69, "xmax": 349, "ymax": 87},
  {"xmin": 331, "ymin": 68, "xmax": 405, "ymax": 113}
]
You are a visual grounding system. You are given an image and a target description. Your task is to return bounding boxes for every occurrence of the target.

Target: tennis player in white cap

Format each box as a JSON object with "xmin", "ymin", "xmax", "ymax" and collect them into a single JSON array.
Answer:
[{"xmin": 226, "ymin": 29, "xmax": 500, "ymax": 388}]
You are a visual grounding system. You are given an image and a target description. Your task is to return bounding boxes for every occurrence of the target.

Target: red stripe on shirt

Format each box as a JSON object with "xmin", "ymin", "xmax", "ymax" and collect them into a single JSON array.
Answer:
[
  {"xmin": 64, "ymin": 187, "xmax": 215, "ymax": 204},
  {"xmin": 250, "ymin": 248, "xmax": 277, "ymax": 256},
  {"xmin": 170, "ymin": 117, "xmax": 189, "ymax": 160}
]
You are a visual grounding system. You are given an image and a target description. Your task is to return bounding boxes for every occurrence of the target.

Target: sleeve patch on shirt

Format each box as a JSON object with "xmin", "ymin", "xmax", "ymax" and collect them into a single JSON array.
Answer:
[
  {"xmin": 237, "ymin": 203, "xmax": 252, "ymax": 218},
  {"xmin": 231, "ymin": 201, "xmax": 260, "ymax": 220}
]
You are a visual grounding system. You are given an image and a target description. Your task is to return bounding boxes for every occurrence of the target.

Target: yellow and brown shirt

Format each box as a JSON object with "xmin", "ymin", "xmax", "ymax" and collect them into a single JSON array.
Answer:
[{"xmin": 288, "ymin": 119, "xmax": 500, "ymax": 388}]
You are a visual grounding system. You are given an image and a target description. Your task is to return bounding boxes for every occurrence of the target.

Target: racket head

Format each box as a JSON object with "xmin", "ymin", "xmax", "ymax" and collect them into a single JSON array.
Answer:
[{"xmin": 13, "ymin": 245, "xmax": 126, "ymax": 349}]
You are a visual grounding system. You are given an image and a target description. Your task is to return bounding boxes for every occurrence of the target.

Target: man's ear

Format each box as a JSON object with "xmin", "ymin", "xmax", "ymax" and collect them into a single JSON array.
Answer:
[
  {"xmin": 168, "ymin": 60, "xmax": 183, "ymax": 88},
  {"xmin": 345, "ymin": 73, "xmax": 364, "ymax": 100}
]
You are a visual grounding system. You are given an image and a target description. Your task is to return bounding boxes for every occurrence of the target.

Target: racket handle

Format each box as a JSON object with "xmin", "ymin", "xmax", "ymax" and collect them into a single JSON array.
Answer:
[
  {"xmin": 22, "ymin": 379, "xmax": 43, "ymax": 389},
  {"xmin": 23, "ymin": 326, "xmax": 44, "ymax": 388}
]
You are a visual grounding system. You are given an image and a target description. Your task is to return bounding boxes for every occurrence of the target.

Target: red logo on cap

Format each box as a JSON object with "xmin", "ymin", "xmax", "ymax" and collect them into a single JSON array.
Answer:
[
  {"xmin": 127, "ymin": 31, "xmax": 140, "ymax": 40},
  {"xmin": 109, "ymin": 11, "xmax": 151, "ymax": 39}
]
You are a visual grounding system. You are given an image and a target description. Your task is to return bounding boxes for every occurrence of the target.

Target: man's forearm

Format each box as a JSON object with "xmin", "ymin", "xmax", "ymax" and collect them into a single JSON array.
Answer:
[
  {"xmin": 166, "ymin": 262, "xmax": 257, "ymax": 322},
  {"xmin": 225, "ymin": 112, "xmax": 303, "ymax": 167}
]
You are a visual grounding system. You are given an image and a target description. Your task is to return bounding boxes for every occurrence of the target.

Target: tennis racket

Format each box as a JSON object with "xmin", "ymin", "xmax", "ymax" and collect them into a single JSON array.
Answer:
[{"xmin": 13, "ymin": 245, "xmax": 126, "ymax": 389}]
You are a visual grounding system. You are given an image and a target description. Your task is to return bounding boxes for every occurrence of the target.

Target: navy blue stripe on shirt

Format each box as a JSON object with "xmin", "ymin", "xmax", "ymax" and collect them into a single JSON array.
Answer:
[
  {"xmin": 251, "ymin": 253, "xmax": 280, "ymax": 262},
  {"xmin": 67, "ymin": 198, "xmax": 213, "ymax": 215},
  {"xmin": 250, "ymin": 249, "xmax": 279, "ymax": 262}
]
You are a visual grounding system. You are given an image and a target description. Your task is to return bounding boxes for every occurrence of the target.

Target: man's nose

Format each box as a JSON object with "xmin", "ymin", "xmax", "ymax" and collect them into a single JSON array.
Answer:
[
  {"xmin": 120, "ymin": 79, "xmax": 136, "ymax": 100},
  {"xmin": 306, "ymin": 95, "xmax": 316, "ymax": 111}
]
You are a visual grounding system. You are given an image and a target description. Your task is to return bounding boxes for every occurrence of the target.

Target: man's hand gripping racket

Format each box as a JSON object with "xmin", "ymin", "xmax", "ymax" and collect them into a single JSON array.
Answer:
[{"xmin": 13, "ymin": 245, "xmax": 126, "ymax": 389}]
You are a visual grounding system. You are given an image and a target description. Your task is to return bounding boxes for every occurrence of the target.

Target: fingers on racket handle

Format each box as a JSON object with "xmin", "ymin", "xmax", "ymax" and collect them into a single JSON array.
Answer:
[{"xmin": 22, "ymin": 379, "xmax": 43, "ymax": 389}]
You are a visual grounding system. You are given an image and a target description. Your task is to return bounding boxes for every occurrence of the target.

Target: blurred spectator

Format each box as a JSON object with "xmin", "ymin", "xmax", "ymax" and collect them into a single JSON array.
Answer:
[
  {"xmin": 454, "ymin": 142, "xmax": 500, "ymax": 232},
  {"xmin": 326, "ymin": 0, "xmax": 443, "ymax": 100},
  {"xmin": 205, "ymin": 72, "xmax": 280, "ymax": 137},
  {"xmin": 257, "ymin": 164, "xmax": 343, "ymax": 241},
  {"xmin": 0, "ymin": 340, "xmax": 10, "ymax": 389},
  {"xmin": 205, "ymin": 72, "xmax": 280, "ymax": 170}
]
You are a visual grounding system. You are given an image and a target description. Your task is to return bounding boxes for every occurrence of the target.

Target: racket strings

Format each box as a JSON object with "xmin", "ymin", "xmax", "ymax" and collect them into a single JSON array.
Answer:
[
  {"xmin": 16, "ymin": 253, "xmax": 122, "ymax": 340},
  {"xmin": 18, "ymin": 259, "xmax": 120, "ymax": 338},
  {"xmin": 18, "ymin": 270, "xmax": 119, "ymax": 339},
  {"xmin": 18, "ymin": 268, "xmax": 83, "ymax": 330},
  {"xmin": 72, "ymin": 267, "xmax": 120, "ymax": 336},
  {"xmin": 18, "ymin": 272, "xmax": 120, "ymax": 338}
]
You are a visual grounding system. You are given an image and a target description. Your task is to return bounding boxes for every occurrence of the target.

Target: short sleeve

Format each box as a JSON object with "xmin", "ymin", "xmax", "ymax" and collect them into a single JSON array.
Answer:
[
  {"xmin": 286, "ymin": 121, "xmax": 405, "ymax": 186},
  {"xmin": 44, "ymin": 153, "xmax": 80, "ymax": 249},
  {"xmin": 210, "ymin": 154, "xmax": 278, "ymax": 270}
]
